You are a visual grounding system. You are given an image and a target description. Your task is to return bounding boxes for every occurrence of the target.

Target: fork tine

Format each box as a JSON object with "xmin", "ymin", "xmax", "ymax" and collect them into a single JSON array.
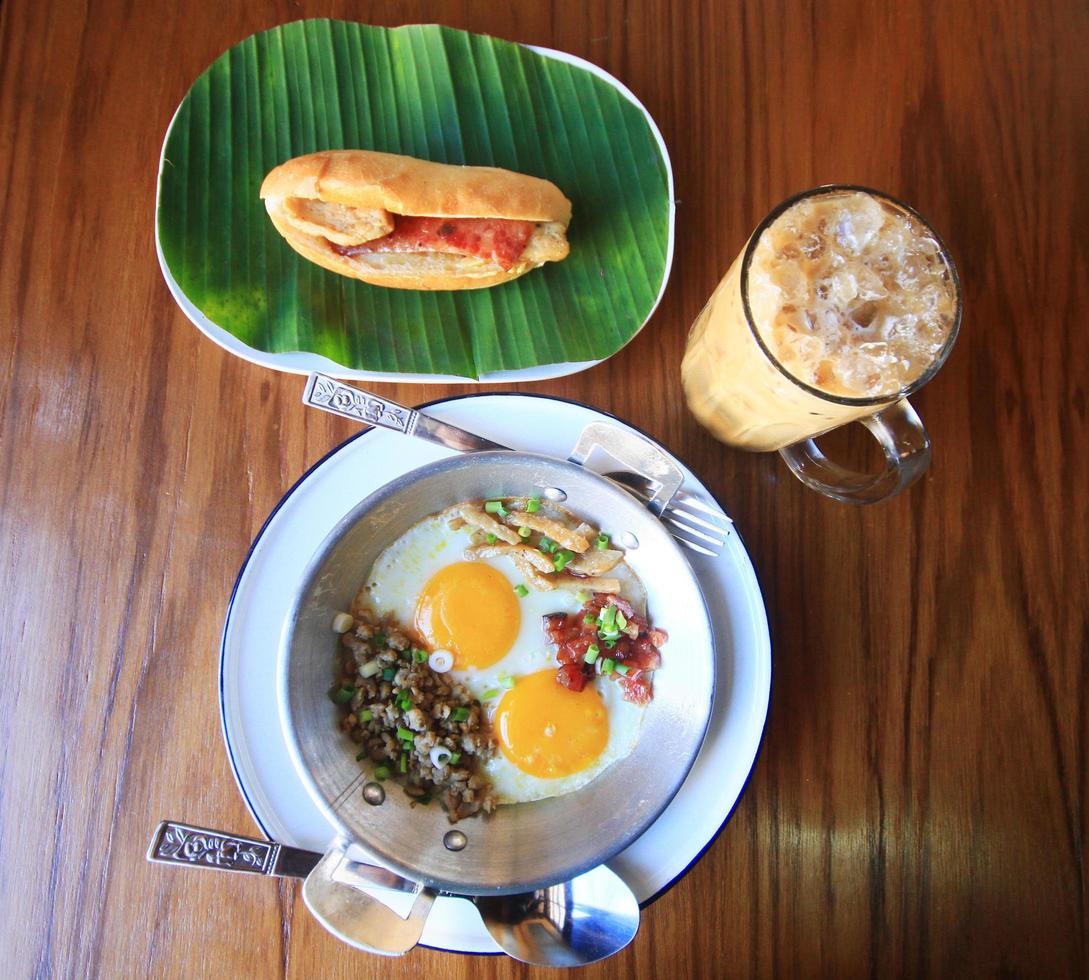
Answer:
[
  {"xmin": 665, "ymin": 504, "xmax": 733, "ymax": 537},
  {"xmin": 663, "ymin": 513, "xmax": 727, "ymax": 549},
  {"xmin": 603, "ymin": 470, "xmax": 729, "ymax": 554},
  {"xmin": 670, "ymin": 533, "xmax": 720, "ymax": 558},
  {"xmin": 671, "ymin": 490, "xmax": 734, "ymax": 527}
]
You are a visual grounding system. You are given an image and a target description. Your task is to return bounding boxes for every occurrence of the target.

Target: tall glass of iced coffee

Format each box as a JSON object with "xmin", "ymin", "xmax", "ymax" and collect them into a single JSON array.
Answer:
[{"xmin": 681, "ymin": 185, "xmax": 961, "ymax": 503}]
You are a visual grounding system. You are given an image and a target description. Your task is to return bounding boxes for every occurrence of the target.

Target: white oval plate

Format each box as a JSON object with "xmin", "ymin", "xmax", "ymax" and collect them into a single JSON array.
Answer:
[
  {"xmin": 156, "ymin": 42, "xmax": 675, "ymax": 385},
  {"xmin": 219, "ymin": 394, "xmax": 770, "ymax": 953}
]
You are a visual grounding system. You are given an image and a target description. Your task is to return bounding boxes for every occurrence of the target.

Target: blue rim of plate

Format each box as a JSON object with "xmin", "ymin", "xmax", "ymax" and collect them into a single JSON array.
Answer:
[{"xmin": 217, "ymin": 391, "xmax": 771, "ymax": 952}]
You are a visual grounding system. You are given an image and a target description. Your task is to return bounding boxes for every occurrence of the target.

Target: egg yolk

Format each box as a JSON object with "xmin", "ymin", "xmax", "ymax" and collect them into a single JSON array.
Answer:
[
  {"xmin": 414, "ymin": 562, "xmax": 520, "ymax": 669},
  {"xmin": 496, "ymin": 669, "xmax": 609, "ymax": 778}
]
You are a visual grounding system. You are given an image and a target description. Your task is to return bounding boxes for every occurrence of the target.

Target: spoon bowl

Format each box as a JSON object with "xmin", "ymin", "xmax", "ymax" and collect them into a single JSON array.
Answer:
[{"xmin": 473, "ymin": 862, "xmax": 640, "ymax": 966}]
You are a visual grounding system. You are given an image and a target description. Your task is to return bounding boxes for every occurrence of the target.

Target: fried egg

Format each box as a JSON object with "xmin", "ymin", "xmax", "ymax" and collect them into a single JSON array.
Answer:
[
  {"xmin": 484, "ymin": 668, "xmax": 644, "ymax": 803},
  {"xmin": 358, "ymin": 512, "xmax": 648, "ymax": 805}
]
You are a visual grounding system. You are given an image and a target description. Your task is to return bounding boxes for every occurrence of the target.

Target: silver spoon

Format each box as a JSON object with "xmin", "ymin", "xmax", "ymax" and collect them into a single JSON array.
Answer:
[
  {"xmin": 147, "ymin": 821, "xmax": 639, "ymax": 966},
  {"xmin": 473, "ymin": 870, "xmax": 640, "ymax": 966}
]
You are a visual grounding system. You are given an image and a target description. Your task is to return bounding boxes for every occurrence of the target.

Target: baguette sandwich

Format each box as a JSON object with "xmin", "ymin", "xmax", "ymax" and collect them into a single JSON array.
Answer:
[{"xmin": 260, "ymin": 150, "xmax": 572, "ymax": 290}]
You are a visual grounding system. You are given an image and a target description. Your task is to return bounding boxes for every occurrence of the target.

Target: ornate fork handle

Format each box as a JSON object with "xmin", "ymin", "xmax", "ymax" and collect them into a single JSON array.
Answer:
[
  {"xmin": 303, "ymin": 374, "xmax": 505, "ymax": 453},
  {"xmin": 303, "ymin": 374, "xmax": 419, "ymax": 434}
]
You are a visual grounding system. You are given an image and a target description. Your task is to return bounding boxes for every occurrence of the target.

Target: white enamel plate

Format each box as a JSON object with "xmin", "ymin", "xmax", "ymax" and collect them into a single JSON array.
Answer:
[{"xmin": 219, "ymin": 394, "xmax": 770, "ymax": 953}]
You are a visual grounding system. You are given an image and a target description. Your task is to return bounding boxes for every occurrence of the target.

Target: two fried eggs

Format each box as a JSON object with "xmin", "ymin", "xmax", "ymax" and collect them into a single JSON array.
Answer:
[{"xmin": 358, "ymin": 515, "xmax": 646, "ymax": 804}]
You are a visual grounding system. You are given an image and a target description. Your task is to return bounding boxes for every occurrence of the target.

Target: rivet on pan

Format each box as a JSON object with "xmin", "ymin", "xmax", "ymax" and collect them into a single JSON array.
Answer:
[
  {"xmin": 618, "ymin": 531, "xmax": 639, "ymax": 550},
  {"xmin": 362, "ymin": 782, "xmax": 386, "ymax": 806},
  {"xmin": 443, "ymin": 830, "xmax": 468, "ymax": 852},
  {"xmin": 540, "ymin": 486, "xmax": 567, "ymax": 503}
]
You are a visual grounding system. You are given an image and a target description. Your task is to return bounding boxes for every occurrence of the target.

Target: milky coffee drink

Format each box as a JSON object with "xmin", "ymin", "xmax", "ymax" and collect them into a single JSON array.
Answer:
[{"xmin": 681, "ymin": 189, "xmax": 958, "ymax": 451}]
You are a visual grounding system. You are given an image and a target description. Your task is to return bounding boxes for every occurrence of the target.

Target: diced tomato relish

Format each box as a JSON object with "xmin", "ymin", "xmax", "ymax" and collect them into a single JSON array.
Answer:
[{"xmin": 542, "ymin": 595, "xmax": 666, "ymax": 704}]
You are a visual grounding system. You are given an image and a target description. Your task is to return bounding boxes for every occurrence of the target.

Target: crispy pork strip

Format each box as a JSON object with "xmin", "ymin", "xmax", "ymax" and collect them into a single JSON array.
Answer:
[
  {"xmin": 553, "ymin": 575, "xmax": 621, "ymax": 594},
  {"xmin": 506, "ymin": 512, "xmax": 591, "ymax": 552},
  {"xmin": 443, "ymin": 503, "xmax": 520, "ymax": 545},
  {"xmin": 566, "ymin": 549, "xmax": 623, "ymax": 576},
  {"xmin": 464, "ymin": 543, "xmax": 554, "ymax": 573},
  {"xmin": 512, "ymin": 553, "xmax": 557, "ymax": 592}
]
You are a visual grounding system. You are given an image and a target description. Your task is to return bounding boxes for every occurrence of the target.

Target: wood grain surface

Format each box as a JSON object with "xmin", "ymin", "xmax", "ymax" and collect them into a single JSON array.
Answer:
[{"xmin": 2, "ymin": 0, "xmax": 1087, "ymax": 977}]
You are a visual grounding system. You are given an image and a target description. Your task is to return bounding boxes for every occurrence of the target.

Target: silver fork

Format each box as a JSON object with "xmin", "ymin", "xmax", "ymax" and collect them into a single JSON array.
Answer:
[
  {"xmin": 302, "ymin": 373, "xmax": 731, "ymax": 557},
  {"xmin": 604, "ymin": 471, "xmax": 732, "ymax": 557}
]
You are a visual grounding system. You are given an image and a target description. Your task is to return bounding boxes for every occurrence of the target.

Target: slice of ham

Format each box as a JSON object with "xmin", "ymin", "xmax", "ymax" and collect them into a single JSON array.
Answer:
[{"xmin": 331, "ymin": 215, "xmax": 536, "ymax": 271}]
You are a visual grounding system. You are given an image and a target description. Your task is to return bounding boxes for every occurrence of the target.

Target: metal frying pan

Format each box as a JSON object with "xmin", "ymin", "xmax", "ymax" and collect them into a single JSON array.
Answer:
[{"xmin": 278, "ymin": 420, "xmax": 716, "ymax": 925}]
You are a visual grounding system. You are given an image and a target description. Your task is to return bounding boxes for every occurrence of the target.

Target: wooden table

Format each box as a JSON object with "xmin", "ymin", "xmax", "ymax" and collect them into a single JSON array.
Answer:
[{"xmin": 2, "ymin": 1, "xmax": 1086, "ymax": 976}]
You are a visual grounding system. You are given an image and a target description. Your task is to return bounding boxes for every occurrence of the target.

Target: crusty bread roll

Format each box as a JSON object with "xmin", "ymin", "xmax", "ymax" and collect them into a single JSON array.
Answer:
[{"xmin": 261, "ymin": 150, "xmax": 571, "ymax": 290}]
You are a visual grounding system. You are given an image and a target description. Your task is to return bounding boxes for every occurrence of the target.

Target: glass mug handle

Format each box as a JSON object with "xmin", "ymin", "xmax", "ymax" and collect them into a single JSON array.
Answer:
[{"xmin": 778, "ymin": 399, "xmax": 930, "ymax": 504}]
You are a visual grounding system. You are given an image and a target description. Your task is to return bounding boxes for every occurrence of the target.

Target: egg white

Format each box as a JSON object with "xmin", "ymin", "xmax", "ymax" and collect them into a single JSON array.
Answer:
[{"xmin": 356, "ymin": 513, "xmax": 648, "ymax": 804}]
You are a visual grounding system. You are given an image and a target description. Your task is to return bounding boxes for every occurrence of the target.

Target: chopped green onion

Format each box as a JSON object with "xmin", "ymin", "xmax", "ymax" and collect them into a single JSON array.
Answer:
[
  {"xmin": 599, "ymin": 606, "xmax": 618, "ymax": 630},
  {"xmin": 514, "ymin": 584, "xmax": 529, "ymax": 598},
  {"xmin": 500, "ymin": 674, "xmax": 516, "ymax": 689},
  {"xmin": 399, "ymin": 753, "xmax": 408, "ymax": 774},
  {"xmin": 413, "ymin": 649, "xmax": 427, "ymax": 663},
  {"xmin": 382, "ymin": 667, "xmax": 396, "ymax": 681},
  {"xmin": 517, "ymin": 525, "xmax": 532, "ymax": 538},
  {"xmin": 615, "ymin": 664, "xmax": 632, "ymax": 675},
  {"xmin": 449, "ymin": 751, "xmax": 462, "ymax": 765},
  {"xmin": 596, "ymin": 533, "xmax": 610, "ymax": 551},
  {"xmin": 486, "ymin": 533, "xmax": 497, "ymax": 545},
  {"xmin": 359, "ymin": 709, "xmax": 373, "ymax": 723},
  {"xmin": 604, "ymin": 638, "xmax": 617, "ymax": 649},
  {"xmin": 484, "ymin": 500, "xmax": 509, "ymax": 517},
  {"xmin": 374, "ymin": 633, "xmax": 387, "ymax": 647},
  {"xmin": 575, "ymin": 590, "xmax": 591, "ymax": 604},
  {"xmin": 397, "ymin": 692, "xmax": 413, "ymax": 711},
  {"xmin": 482, "ymin": 687, "xmax": 500, "ymax": 700},
  {"xmin": 583, "ymin": 614, "xmax": 596, "ymax": 626},
  {"xmin": 428, "ymin": 649, "xmax": 454, "ymax": 673},
  {"xmin": 397, "ymin": 726, "xmax": 415, "ymax": 742},
  {"xmin": 553, "ymin": 549, "xmax": 574, "ymax": 572},
  {"xmin": 359, "ymin": 660, "xmax": 382, "ymax": 679},
  {"xmin": 330, "ymin": 686, "xmax": 356, "ymax": 705},
  {"xmin": 355, "ymin": 749, "xmax": 369, "ymax": 761},
  {"xmin": 451, "ymin": 707, "xmax": 470, "ymax": 723},
  {"xmin": 585, "ymin": 644, "xmax": 600, "ymax": 664},
  {"xmin": 374, "ymin": 765, "xmax": 391, "ymax": 781},
  {"xmin": 527, "ymin": 497, "xmax": 541, "ymax": 513},
  {"xmin": 601, "ymin": 658, "xmax": 616, "ymax": 675},
  {"xmin": 538, "ymin": 537, "xmax": 556, "ymax": 553}
]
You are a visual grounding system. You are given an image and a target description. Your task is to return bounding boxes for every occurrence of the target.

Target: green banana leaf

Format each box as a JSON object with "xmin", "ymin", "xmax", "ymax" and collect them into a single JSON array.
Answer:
[{"xmin": 157, "ymin": 20, "xmax": 672, "ymax": 379}]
